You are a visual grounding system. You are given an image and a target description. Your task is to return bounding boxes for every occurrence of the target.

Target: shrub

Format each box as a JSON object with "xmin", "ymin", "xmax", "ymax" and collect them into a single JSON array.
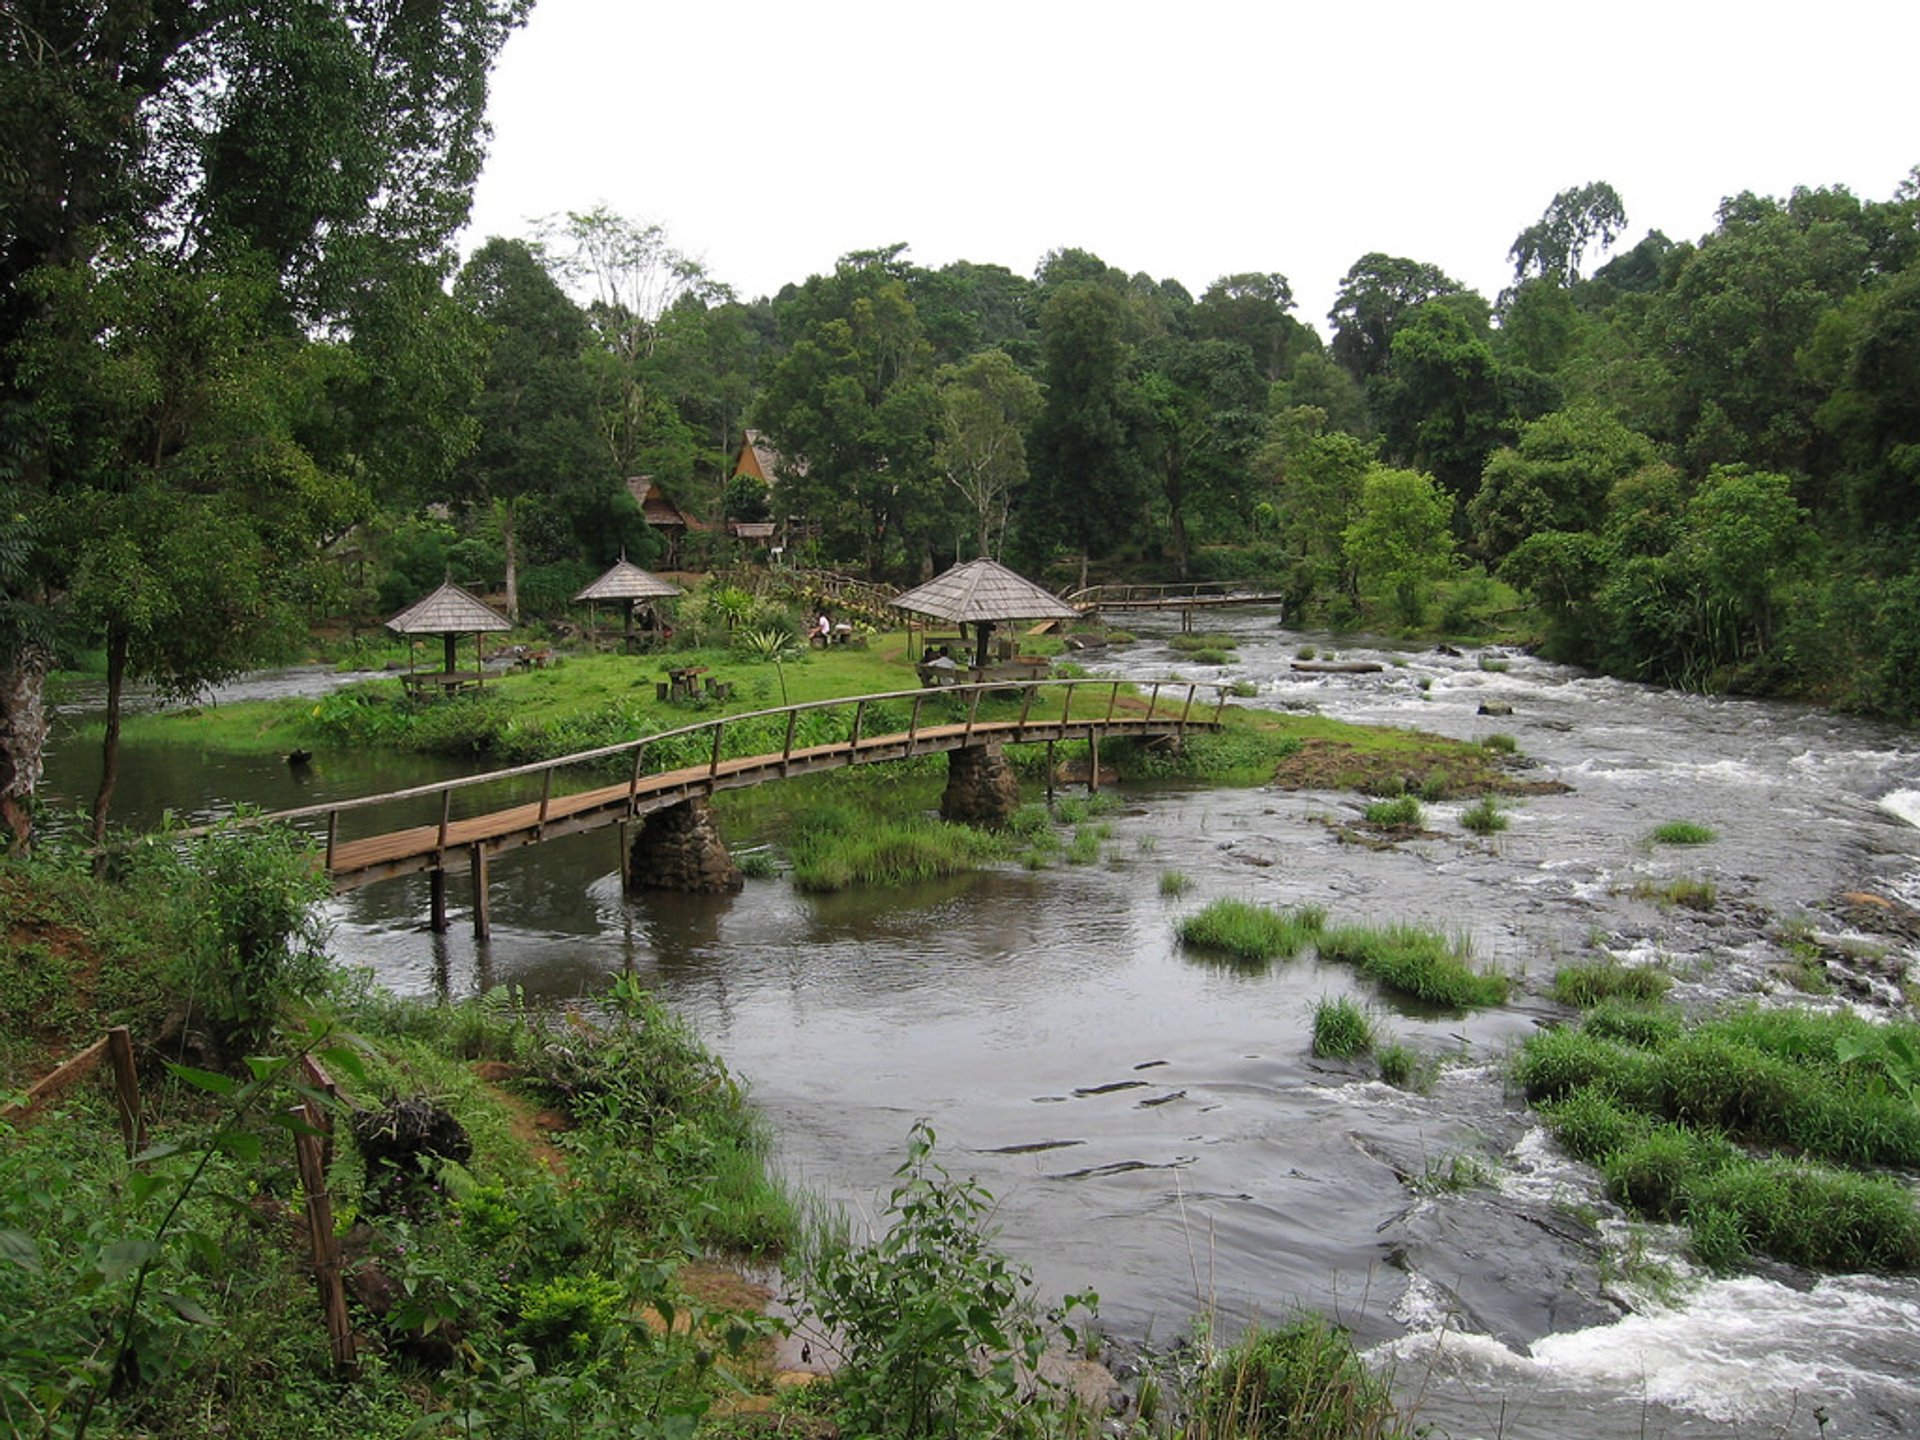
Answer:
[
  {"xmin": 1633, "ymin": 877, "xmax": 1718, "ymax": 910},
  {"xmin": 1310, "ymin": 997, "xmax": 1374, "ymax": 1059},
  {"xmin": 1194, "ymin": 1316, "xmax": 1412, "ymax": 1440},
  {"xmin": 1316, "ymin": 923, "xmax": 1509, "ymax": 1008},
  {"xmin": 1480, "ymin": 733, "xmax": 1518, "ymax": 754},
  {"xmin": 132, "ymin": 821, "xmax": 332, "ymax": 1062},
  {"xmin": 786, "ymin": 806, "xmax": 1007, "ymax": 891},
  {"xmin": 1460, "ymin": 795, "xmax": 1508, "ymax": 834},
  {"xmin": 1362, "ymin": 796, "xmax": 1423, "ymax": 828},
  {"xmin": 1178, "ymin": 900, "xmax": 1325, "ymax": 966},
  {"xmin": 1159, "ymin": 869, "xmax": 1193, "ymax": 897},
  {"xmin": 802, "ymin": 1123, "xmax": 1090, "ymax": 1439},
  {"xmin": 1651, "ymin": 820, "xmax": 1717, "ymax": 845},
  {"xmin": 1552, "ymin": 961, "xmax": 1672, "ymax": 1008},
  {"xmin": 1375, "ymin": 1041, "xmax": 1426, "ymax": 1090}
]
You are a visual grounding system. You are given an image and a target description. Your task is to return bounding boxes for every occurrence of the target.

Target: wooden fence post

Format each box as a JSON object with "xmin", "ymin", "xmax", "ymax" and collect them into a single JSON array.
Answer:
[
  {"xmin": 106, "ymin": 1026, "xmax": 143, "ymax": 1157},
  {"xmin": 293, "ymin": 1057, "xmax": 354, "ymax": 1373}
]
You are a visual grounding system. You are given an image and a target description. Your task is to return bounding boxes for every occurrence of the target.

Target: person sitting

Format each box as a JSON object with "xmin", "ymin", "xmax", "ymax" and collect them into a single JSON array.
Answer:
[{"xmin": 812, "ymin": 612, "xmax": 832, "ymax": 647}]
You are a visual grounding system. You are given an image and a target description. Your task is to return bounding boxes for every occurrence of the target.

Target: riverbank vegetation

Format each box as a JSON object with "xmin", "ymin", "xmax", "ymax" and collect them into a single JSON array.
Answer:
[
  {"xmin": 1516, "ymin": 989, "xmax": 1920, "ymax": 1272},
  {"xmin": 3, "ymin": 828, "xmax": 1439, "ymax": 1439}
]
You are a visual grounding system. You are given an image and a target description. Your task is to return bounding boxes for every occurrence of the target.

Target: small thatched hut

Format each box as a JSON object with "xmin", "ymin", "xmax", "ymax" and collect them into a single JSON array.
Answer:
[
  {"xmin": 385, "ymin": 581, "xmax": 510, "ymax": 690},
  {"xmin": 573, "ymin": 557, "xmax": 682, "ymax": 648},
  {"xmin": 892, "ymin": 558, "xmax": 1078, "ymax": 668}
]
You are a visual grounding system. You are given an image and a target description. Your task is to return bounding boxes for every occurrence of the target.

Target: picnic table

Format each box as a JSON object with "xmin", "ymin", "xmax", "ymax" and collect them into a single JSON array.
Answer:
[
  {"xmin": 665, "ymin": 664, "xmax": 709, "ymax": 701},
  {"xmin": 400, "ymin": 669, "xmax": 487, "ymax": 699}
]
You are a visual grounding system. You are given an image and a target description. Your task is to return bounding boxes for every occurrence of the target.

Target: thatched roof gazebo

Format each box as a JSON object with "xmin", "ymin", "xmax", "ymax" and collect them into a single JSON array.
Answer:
[
  {"xmin": 574, "ymin": 557, "xmax": 682, "ymax": 649},
  {"xmin": 385, "ymin": 580, "xmax": 511, "ymax": 694},
  {"xmin": 892, "ymin": 558, "xmax": 1078, "ymax": 669}
]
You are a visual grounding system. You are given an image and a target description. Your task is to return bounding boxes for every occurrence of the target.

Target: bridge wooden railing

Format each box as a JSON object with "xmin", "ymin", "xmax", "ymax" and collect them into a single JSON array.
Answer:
[
  {"xmin": 204, "ymin": 677, "xmax": 1230, "ymax": 870},
  {"xmin": 1065, "ymin": 580, "xmax": 1280, "ymax": 608}
]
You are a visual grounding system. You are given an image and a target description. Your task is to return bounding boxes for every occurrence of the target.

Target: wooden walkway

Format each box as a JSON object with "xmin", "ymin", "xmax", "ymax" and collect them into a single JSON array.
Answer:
[
  {"xmin": 1064, "ymin": 582, "xmax": 1284, "ymax": 631},
  {"xmin": 240, "ymin": 678, "xmax": 1226, "ymax": 896}
]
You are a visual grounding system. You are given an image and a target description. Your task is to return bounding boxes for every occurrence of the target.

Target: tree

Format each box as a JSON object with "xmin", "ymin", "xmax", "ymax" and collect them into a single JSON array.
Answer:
[
  {"xmin": 1133, "ymin": 338, "xmax": 1266, "ymax": 578},
  {"xmin": 1509, "ymin": 182, "xmax": 1629, "ymax": 286},
  {"xmin": 1021, "ymin": 282, "xmax": 1151, "ymax": 566},
  {"xmin": 935, "ymin": 350, "xmax": 1042, "ymax": 560},
  {"xmin": 1194, "ymin": 274, "xmax": 1317, "ymax": 382},
  {"xmin": 1328, "ymin": 254, "xmax": 1465, "ymax": 382},
  {"xmin": 454, "ymin": 239, "xmax": 611, "ymax": 622},
  {"xmin": 1255, "ymin": 412, "xmax": 1377, "ymax": 615},
  {"xmin": 538, "ymin": 208, "xmax": 730, "ymax": 489},
  {"xmin": 1469, "ymin": 408, "xmax": 1657, "ymax": 563},
  {"xmin": 1343, "ymin": 465, "xmax": 1457, "ymax": 627},
  {"xmin": 755, "ymin": 252, "xmax": 944, "ymax": 574},
  {"xmin": 1373, "ymin": 300, "xmax": 1509, "ymax": 502},
  {"xmin": 1, "ymin": 0, "xmax": 528, "ymax": 843}
]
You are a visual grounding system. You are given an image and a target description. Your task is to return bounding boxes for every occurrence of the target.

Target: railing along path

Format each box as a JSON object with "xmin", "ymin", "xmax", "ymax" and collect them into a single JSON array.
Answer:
[
  {"xmin": 230, "ymin": 678, "xmax": 1226, "ymax": 893},
  {"xmin": 1065, "ymin": 580, "xmax": 1287, "ymax": 611}
]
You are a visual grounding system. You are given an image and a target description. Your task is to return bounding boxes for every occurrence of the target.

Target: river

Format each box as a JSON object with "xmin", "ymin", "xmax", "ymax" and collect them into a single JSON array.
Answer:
[{"xmin": 40, "ymin": 616, "xmax": 1920, "ymax": 1439}]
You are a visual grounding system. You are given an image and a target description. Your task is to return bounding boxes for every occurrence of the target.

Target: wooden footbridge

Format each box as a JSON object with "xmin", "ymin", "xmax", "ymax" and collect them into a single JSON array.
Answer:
[
  {"xmin": 238, "ymin": 678, "xmax": 1227, "ymax": 936},
  {"xmin": 1064, "ymin": 581, "xmax": 1286, "ymax": 630}
]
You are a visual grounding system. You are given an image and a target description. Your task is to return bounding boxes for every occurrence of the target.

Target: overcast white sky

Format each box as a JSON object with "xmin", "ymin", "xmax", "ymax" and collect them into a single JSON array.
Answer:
[{"xmin": 463, "ymin": 0, "xmax": 1918, "ymax": 332}]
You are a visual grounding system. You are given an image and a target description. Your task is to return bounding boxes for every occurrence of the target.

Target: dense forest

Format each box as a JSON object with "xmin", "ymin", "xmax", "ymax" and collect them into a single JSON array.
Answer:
[{"xmin": 5, "ymin": 7, "xmax": 1920, "ymax": 854}]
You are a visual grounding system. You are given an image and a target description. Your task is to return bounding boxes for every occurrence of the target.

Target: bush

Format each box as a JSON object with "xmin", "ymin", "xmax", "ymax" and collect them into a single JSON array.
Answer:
[
  {"xmin": 1178, "ymin": 900, "xmax": 1326, "ymax": 966},
  {"xmin": 1311, "ymin": 997, "xmax": 1374, "ymax": 1058},
  {"xmin": 125, "ymin": 821, "xmax": 332, "ymax": 1062},
  {"xmin": 1552, "ymin": 961, "xmax": 1672, "ymax": 1008},
  {"xmin": 1194, "ymin": 1316, "xmax": 1412, "ymax": 1440},
  {"xmin": 1460, "ymin": 795, "xmax": 1508, "ymax": 834},
  {"xmin": 1316, "ymin": 923, "xmax": 1509, "ymax": 1009},
  {"xmin": 1362, "ymin": 796, "xmax": 1423, "ymax": 828},
  {"xmin": 801, "ymin": 1123, "xmax": 1090, "ymax": 1439},
  {"xmin": 1651, "ymin": 820, "xmax": 1717, "ymax": 845},
  {"xmin": 786, "ymin": 806, "xmax": 1007, "ymax": 892}
]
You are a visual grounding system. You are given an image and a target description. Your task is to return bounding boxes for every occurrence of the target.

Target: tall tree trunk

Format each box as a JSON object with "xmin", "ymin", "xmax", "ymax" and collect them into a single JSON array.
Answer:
[
  {"xmin": 499, "ymin": 499, "xmax": 520, "ymax": 624},
  {"xmin": 1166, "ymin": 469, "xmax": 1191, "ymax": 580},
  {"xmin": 90, "ymin": 627, "xmax": 128, "ymax": 847},
  {"xmin": 0, "ymin": 645, "xmax": 52, "ymax": 852}
]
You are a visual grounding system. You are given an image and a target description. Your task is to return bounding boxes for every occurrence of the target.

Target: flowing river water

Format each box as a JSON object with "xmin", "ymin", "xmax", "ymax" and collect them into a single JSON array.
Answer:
[{"xmin": 40, "ymin": 613, "xmax": 1920, "ymax": 1439}]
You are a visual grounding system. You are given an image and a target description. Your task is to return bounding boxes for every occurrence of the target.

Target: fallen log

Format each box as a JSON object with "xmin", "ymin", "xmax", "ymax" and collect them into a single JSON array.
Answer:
[{"xmin": 1291, "ymin": 660, "xmax": 1384, "ymax": 674}]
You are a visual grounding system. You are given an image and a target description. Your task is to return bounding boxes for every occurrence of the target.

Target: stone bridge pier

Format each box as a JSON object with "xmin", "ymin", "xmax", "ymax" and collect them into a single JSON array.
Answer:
[
  {"xmin": 625, "ymin": 797, "xmax": 743, "ymax": 893},
  {"xmin": 941, "ymin": 743, "xmax": 1021, "ymax": 824}
]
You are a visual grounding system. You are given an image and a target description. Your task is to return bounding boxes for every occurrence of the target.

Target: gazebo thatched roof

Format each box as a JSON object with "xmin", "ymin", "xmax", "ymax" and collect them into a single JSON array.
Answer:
[
  {"xmin": 891, "ymin": 558, "xmax": 1078, "ymax": 624},
  {"xmin": 572, "ymin": 558, "xmax": 682, "ymax": 603},
  {"xmin": 385, "ymin": 581, "xmax": 511, "ymax": 636}
]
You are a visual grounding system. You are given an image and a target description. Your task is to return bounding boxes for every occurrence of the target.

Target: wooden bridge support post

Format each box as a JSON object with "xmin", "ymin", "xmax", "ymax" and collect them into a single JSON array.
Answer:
[
  {"xmin": 1088, "ymin": 732, "xmax": 1100, "ymax": 794},
  {"xmin": 428, "ymin": 869, "xmax": 448, "ymax": 933},
  {"xmin": 626, "ymin": 798, "xmax": 743, "ymax": 893},
  {"xmin": 618, "ymin": 821, "xmax": 631, "ymax": 889},
  {"xmin": 470, "ymin": 845, "xmax": 490, "ymax": 941},
  {"xmin": 942, "ymin": 744, "xmax": 1021, "ymax": 825},
  {"xmin": 1045, "ymin": 741, "xmax": 1056, "ymax": 805}
]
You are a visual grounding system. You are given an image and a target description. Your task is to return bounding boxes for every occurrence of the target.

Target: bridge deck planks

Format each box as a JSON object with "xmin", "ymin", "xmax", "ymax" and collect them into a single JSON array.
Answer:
[{"xmin": 325, "ymin": 715, "xmax": 1208, "ymax": 890}]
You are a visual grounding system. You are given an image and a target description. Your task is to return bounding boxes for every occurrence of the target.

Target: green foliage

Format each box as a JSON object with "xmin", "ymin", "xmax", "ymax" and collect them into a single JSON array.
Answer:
[
  {"xmin": 785, "ymin": 805, "xmax": 1007, "ymax": 892},
  {"xmin": 1375, "ymin": 1041, "xmax": 1429, "ymax": 1091},
  {"xmin": 1552, "ymin": 960, "xmax": 1672, "ymax": 1008},
  {"xmin": 1310, "ymin": 997, "xmax": 1375, "ymax": 1059},
  {"xmin": 1178, "ymin": 900, "xmax": 1326, "ymax": 967},
  {"xmin": 1479, "ymin": 732, "xmax": 1518, "ymax": 754},
  {"xmin": 1633, "ymin": 877, "xmax": 1718, "ymax": 910},
  {"xmin": 1459, "ymin": 795, "xmax": 1508, "ymax": 834},
  {"xmin": 801, "ymin": 1123, "xmax": 1092, "ymax": 1440},
  {"xmin": 1518, "ymin": 1005, "xmax": 1920, "ymax": 1272},
  {"xmin": 1193, "ymin": 1316, "xmax": 1413, "ymax": 1440},
  {"xmin": 1650, "ymin": 820, "xmax": 1717, "ymax": 845},
  {"xmin": 1158, "ymin": 869, "xmax": 1193, "ymax": 897},
  {"xmin": 1343, "ymin": 464, "xmax": 1457, "ymax": 628},
  {"xmin": 1362, "ymin": 795, "xmax": 1423, "ymax": 828},
  {"xmin": 115, "ymin": 822, "xmax": 332, "ymax": 1062},
  {"xmin": 1316, "ymin": 924, "xmax": 1510, "ymax": 1008}
]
